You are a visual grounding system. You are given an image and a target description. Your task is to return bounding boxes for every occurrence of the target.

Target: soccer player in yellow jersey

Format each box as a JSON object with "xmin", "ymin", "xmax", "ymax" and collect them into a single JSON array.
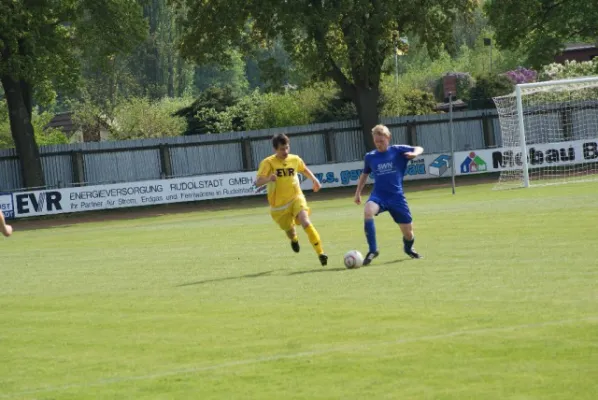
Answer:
[
  {"xmin": 256, "ymin": 134, "xmax": 328, "ymax": 266},
  {"xmin": 1, "ymin": 211, "xmax": 13, "ymax": 237}
]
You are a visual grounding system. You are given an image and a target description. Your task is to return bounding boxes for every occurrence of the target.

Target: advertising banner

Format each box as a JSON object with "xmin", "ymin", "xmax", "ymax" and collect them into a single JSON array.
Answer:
[{"xmin": 4, "ymin": 138, "xmax": 597, "ymax": 219}]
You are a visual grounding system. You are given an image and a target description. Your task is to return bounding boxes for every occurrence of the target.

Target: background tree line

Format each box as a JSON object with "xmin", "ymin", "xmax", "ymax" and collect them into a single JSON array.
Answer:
[{"xmin": 1, "ymin": 0, "xmax": 597, "ymax": 188}]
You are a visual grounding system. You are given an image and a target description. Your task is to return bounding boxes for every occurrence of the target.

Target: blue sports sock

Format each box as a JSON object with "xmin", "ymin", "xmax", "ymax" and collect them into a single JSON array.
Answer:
[{"xmin": 364, "ymin": 219, "xmax": 377, "ymax": 253}]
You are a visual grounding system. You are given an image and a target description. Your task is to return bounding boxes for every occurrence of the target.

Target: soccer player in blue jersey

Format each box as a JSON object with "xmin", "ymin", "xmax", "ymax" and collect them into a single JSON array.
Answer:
[{"xmin": 354, "ymin": 124, "xmax": 424, "ymax": 265}]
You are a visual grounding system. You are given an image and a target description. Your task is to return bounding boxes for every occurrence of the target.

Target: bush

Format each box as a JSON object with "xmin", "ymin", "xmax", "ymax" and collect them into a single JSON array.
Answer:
[
  {"xmin": 109, "ymin": 97, "xmax": 190, "ymax": 140},
  {"xmin": 468, "ymin": 74, "xmax": 515, "ymax": 109},
  {"xmin": 71, "ymin": 101, "xmax": 109, "ymax": 142},
  {"xmin": 539, "ymin": 60, "xmax": 598, "ymax": 81},
  {"xmin": 401, "ymin": 89, "xmax": 439, "ymax": 115},
  {"xmin": 175, "ymin": 86, "xmax": 242, "ymax": 135},
  {"xmin": 246, "ymin": 91, "xmax": 315, "ymax": 129},
  {"xmin": 182, "ymin": 82, "xmax": 357, "ymax": 134},
  {"xmin": 193, "ymin": 90, "xmax": 263, "ymax": 133},
  {"xmin": 249, "ymin": 82, "xmax": 356, "ymax": 129},
  {"xmin": 298, "ymin": 83, "xmax": 357, "ymax": 124},
  {"xmin": 380, "ymin": 76, "xmax": 438, "ymax": 117},
  {"xmin": 503, "ymin": 67, "xmax": 537, "ymax": 84}
]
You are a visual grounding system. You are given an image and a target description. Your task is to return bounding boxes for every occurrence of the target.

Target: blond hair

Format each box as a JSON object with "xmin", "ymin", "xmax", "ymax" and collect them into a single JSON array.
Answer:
[{"xmin": 371, "ymin": 124, "xmax": 391, "ymax": 138}]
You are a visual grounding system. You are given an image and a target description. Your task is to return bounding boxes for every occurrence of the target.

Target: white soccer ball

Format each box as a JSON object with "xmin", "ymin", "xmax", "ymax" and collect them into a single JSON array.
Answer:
[{"xmin": 344, "ymin": 250, "xmax": 364, "ymax": 269}]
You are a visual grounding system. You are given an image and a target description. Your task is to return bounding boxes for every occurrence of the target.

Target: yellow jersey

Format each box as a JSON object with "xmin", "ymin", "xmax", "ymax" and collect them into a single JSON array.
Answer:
[{"xmin": 257, "ymin": 154, "xmax": 306, "ymax": 209}]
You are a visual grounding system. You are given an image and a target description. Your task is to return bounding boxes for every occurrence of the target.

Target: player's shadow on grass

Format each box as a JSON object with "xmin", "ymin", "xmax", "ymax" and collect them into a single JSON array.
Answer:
[
  {"xmin": 287, "ymin": 267, "xmax": 346, "ymax": 275},
  {"xmin": 287, "ymin": 259, "xmax": 406, "ymax": 275},
  {"xmin": 177, "ymin": 269, "xmax": 281, "ymax": 287},
  {"xmin": 379, "ymin": 259, "xmax": 406, "ymax": 266}
]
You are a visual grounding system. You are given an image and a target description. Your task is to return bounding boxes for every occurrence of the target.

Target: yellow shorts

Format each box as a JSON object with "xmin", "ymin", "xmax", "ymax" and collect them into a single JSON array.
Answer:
[{"xmin": 270, "ymin": 196, "xmax": 311, "ymax": 231}]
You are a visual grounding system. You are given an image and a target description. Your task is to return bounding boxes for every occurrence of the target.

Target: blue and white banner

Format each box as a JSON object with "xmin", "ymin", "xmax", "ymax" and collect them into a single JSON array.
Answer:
[
  {"xmin": 4, "ymin": 138, "xmax": 597, "ymax": 219},
  {"xmin": 1, "ymin": 193, "xmax": 14, "ymax": 219}
]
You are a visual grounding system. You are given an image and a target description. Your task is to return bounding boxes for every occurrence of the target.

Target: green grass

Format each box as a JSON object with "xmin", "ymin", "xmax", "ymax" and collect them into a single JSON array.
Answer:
[{"xmin": 1, "ymin": 182, "xmax": 597, "ymax": 399}]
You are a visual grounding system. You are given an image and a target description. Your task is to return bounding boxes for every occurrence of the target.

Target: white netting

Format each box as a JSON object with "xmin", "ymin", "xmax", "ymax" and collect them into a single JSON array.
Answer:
[{"xmin": 492, "ymin": 77, "xmax": 598, "ymax": 189}]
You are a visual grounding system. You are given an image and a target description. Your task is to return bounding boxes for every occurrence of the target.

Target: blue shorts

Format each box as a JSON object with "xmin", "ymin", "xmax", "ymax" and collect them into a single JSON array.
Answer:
[{"xmin": 368, "ymin": 195, "xmax": 412, "ymax": 224}]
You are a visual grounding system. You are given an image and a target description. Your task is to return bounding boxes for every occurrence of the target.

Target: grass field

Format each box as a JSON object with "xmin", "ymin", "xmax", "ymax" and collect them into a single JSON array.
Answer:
[{"xmin": 1, "ymin": 182, "xmax": 597, "ymax": 399}]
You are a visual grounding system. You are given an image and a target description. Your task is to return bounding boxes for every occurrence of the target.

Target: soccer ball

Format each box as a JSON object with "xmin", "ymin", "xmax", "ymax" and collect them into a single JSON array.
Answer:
[{"xmin": 343, "ymin": 250, "xmax": 364, "ymax": 269}]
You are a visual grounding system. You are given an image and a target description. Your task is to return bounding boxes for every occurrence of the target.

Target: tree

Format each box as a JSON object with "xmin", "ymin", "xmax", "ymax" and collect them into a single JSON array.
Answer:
[
  {"xmin": 172, "ymin": 0, "xmax": 476, "ymax": 150},
  {"xmin": 486, "ymin": 0, "xmax": 598, "ymax": 68},
  {"xmin": 0, "ymin": 0, "xmax": 146, "ymax": 188}
]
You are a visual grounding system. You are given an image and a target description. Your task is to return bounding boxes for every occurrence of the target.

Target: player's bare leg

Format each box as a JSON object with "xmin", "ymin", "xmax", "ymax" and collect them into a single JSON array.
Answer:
[
  {"xmin": 399, "ymin": 223, "xmax": 421, "ymax": 259},
  {"xmin": 285, "ymin": 227, "xmax": 300, "ymax": 253},
  {"xmin": 363, "ymin": 201, "xmax": 380, "ymax": 265},
  {"xmin": 296, "ymin": 210, "xmax": 327, "ymax": 266},
  {"xmin": 0, "ymin": 212, "xmax": 13, "ymax": 237}
]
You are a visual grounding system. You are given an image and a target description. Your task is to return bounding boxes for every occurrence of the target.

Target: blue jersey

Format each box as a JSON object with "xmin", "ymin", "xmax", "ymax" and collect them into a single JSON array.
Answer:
[{"xmin": 363, "ymin": 145, "xmax": 415, "ymax": 199}]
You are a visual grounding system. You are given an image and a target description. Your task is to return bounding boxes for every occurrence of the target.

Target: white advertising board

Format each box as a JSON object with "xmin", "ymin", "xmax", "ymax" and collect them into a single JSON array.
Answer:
[{"xmin": 5, "ymin": 138, "xmax": 597, "ymax": 219}]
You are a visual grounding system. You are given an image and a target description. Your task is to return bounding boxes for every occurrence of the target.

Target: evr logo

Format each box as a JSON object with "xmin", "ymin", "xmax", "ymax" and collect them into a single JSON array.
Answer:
[{"xmin": 15, "ymin": 191, "xmax": 63, "ymax": 214}]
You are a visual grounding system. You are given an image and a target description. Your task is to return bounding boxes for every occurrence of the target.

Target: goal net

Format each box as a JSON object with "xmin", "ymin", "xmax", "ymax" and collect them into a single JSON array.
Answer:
[{"xmin": 492, "ymin": 76, "xmax": 598, "ymax": 189}]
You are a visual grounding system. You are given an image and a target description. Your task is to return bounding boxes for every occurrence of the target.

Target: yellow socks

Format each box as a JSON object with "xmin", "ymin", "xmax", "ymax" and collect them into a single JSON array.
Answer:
[{"xmin": 304, "ymin": 224, "xmax": 324, "ymax": 255}]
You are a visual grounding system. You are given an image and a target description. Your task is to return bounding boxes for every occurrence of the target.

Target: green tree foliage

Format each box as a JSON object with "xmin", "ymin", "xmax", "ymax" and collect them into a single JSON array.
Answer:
[
  {"xmin": 0, "ymin": 103, "xmax": 68, "ymax": 149},
  {"xmin": 109, "ymin": 97, "xmax": 190, "ymax": 140},
  {"xmin": 245, "ymin": 41, "xmax": 312, "ymax": 93},
  {"xmin": 0, "ymin": 0, "xmax": 147, "ymax": 188},
  {"xmin": 172, "ymin": 0, "xmax": 476, "ymax": 150},
  {"xmin": 486, "ymin": 0, "xmax": 598, "ymax": 68},
  {"xmin": 193, "ymin": 51, "xmax": 250, "ymax": 97}
]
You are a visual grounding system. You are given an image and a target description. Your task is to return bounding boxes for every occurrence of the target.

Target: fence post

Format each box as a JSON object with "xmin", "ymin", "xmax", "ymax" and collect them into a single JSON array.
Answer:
[
  {"xmin": 324, "ymin": 131, "xmax": 336, "ymax": 163},
  {"xmin": 241, "ymin": 138, "xmax": 253, "ymax": 171},
  {"xmin": 407, "ymin": 121, "xmax": 418, "ymax": 145},
  {"xmin": 159, "ymin": 144, "xmax": 172, "ymax": 178},
  {"xmin": 482, "ymin": 113, "xmax": 496, "ymax": 147},
  {"xmin": 71, "ymin": 151, "xmax": 85, "ymax": 186}
]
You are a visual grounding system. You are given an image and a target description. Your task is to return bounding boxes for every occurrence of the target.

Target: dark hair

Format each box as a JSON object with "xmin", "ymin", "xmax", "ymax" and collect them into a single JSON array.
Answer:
[{"xmin": 272, "ymin": 133, "xmax": 290, "ymax": 149}]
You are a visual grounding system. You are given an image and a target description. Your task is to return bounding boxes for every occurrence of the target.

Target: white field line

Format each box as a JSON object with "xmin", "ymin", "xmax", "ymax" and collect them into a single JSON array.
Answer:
[{"xmin": 4, "ymin": 316, "xmax": 597, "ymax": 398}]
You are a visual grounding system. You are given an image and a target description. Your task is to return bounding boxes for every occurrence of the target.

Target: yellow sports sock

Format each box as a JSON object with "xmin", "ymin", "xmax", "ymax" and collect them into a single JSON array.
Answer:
[
  {"xmin": 291, "ymin": 234, "xmax": 299, "ymax": 242},
  {"xmin": 304, "ymin": 224, "xmax": 324, "ymax": 255}
]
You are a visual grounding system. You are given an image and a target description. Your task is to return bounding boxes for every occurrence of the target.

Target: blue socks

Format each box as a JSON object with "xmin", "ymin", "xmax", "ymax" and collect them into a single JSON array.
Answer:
[{"xmin": 364, "ymin": 219, "xmax": 377, "ymax": 253}]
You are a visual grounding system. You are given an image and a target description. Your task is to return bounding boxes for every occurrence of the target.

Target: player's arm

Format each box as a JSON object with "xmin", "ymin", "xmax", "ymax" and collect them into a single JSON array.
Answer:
[
  {"xmin": 255, "ymin": 174, "xmax": 276, "ymax": 187},
  {"xmin": 404, "ymin": 146, "xmax": 424, "ymax": 160},
  {"xmin": 0, "ymin": 211, "xmax": 13, "ymax": 237},
  {"xmin": 354, "ymin": 173, "xmax": 368, "ymax": 205},
  {"xmin": 255, "ymin": 160, "xmax": 276, "ymax": 187},
  {"xmin": 354, "ymin": 158, "xmax": 371, "ymax": 205},
  {"xmin": 301, "ymin": 166, "xmax": 321, "ymax": 192}
]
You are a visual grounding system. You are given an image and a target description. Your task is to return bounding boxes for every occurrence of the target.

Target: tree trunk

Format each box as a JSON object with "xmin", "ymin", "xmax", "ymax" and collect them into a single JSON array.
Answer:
[
  {"xmin": 324, "ymin": 56, "xmax": 379, "ymax": 152},
  {"xmin": 167, "ymin": 52, "xmax": 175, "ymax": 97},
  {"xmin": 353, "ymin": 85, "xmax": 379, "ymax": 151},
  {"xmin": 175, "ymin": 57, "xmax": 187, "ymax": 97},
  {"xmin": 1, "ymin": 75, "xmax": 45, "ymax": 189}
]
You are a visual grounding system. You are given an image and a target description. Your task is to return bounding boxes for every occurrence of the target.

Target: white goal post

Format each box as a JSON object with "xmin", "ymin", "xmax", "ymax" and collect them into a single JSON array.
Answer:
[{"xmin": 492, "ymin": 75, "xmax": 598, "ymax": 189}]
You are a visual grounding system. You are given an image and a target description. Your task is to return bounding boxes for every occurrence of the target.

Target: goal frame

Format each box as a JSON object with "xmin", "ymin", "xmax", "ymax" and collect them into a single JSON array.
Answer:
[{"xmin": 512, "ymin": 76, "xmax": 598, "ymax": 188}]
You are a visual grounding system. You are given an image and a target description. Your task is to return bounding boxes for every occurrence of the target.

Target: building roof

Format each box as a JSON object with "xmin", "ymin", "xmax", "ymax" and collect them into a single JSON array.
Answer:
[
  {"xmin": 46, "ymin": 111, "xmax": 76, "ymax": 135},
  {"xmin": 563, "ymin": 43, "xmax": 597, "ymax": 52}
]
